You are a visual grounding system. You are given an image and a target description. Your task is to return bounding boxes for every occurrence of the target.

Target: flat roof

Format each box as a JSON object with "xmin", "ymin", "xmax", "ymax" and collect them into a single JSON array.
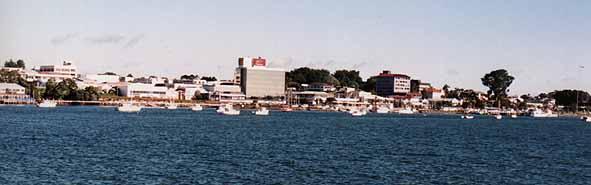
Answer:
[{"xmin": 0, "ymin": 83, "xmax": 25, "ymax": 89}]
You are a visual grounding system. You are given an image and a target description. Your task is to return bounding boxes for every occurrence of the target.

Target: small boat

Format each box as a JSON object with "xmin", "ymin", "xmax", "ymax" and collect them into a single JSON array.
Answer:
[
  {"xmin": 397, "ymin": 107, "xmax": 415, "ymax": 114},
  {"xmin": 583, "ymin": 116, "xmax": 591, "ymax": 123},
  {"xmin": 191, "ymin": 104, "xmax": 203, "ymax": 111},
  {"xmin": 254, "ymin": 107, "xmax": 270, "ymax": 116},
  {"xmin": 461, "ymin": 115, "xmax": 474, "ymax": 119},
  {"xmin": 510, "ymin": 114, "xmax": 518, "ymax": 119},
  {"xmin": 218, "ymin": 104, "xmax": 240, "ymax": 115},
  {"xmin": 494, "ymin": 115, "xmax": 502, "ymax": 120},
  {"xmin": 375, "ymin": 106, "xmax": 390, "ymax": 114},
  {"xmin": 37, "ymin": 100, "xmax": 57, "ymax": 108},
  {"xmin": 531, "ymin": 109, "xmax": 558, "ymax": 118},
  {"xmin": 117, "ymin": 102, "xmax": 142, "ymax": 113},
  {"xmin": 165, "ymin": 102, "xmax": 178, "ymax": 110},
  {"xmin": 349, "ymin": 107, "xmax": 367, "ymax": 117}
]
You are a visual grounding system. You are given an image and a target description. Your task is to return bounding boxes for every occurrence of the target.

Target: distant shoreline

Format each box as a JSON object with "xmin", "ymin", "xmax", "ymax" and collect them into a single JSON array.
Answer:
[{"xmin": 1, "ymin": 102, "xmax": 586, "ymax": 119}]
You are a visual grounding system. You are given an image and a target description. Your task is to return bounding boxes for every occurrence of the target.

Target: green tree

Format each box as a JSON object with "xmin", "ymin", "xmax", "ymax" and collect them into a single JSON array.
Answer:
[
  {"xmin": 200, "ymin": 76, "xmax": 217, "ymax": 81},
  {"xmin": 43, "ymin": 79, "xmax": 58, "ymax": 99},
  {"xmin": 56, "ymin": 79, "xmax": 78, "ymax": 100},
  {"xmin": 4, "ymin": 59, "xmax": 17, "ymax": 68},
  {"xmin": 78, "ymin": 86, "xmax": 100, "ymax": 101},
  {"xmin": 181, "ymin": 74, "xmax": 199, "ymax": 80},
  {"xmin": 333, "ymin": 70, "xmax": 363, "ymax": 88},
  {"xmin": 360, "ymin": 76, "xmax": 378, "ymax": 93},
  {"xmin": 549, "ymin": 90, "xmax": 590, "ymax": 112},
  {"xmin": 481, "ymin": 69, "xmax": 515, "ymax": 108},
  {"xmin": 16, "ymin": 59, "xmax": 25, "ymax": 69},
  {"xmin": 0, "ymin": 69, "xmax": 34, "ymax": 95},
  {"xmin": 286, "ymin": 67, "xmax": 339, "ymax": 87},
  {"xmin": 442, "ymin": 84, "xmax": 450, "ymax": 98},
  {"xmin": 0, "ymin": 70, "xmax": 21, "ymax": 83}
]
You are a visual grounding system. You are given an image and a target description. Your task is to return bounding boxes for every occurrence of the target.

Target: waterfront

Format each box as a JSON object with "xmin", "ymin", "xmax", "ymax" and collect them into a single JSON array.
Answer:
[{"xmin": 1, "ymin": 106, "xmax": 590, "ymax": 184}]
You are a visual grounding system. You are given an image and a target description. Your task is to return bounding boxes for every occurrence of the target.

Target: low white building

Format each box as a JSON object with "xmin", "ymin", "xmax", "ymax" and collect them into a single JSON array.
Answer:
[
  {"xmin": 0, "ymin": 83, "xmax": 26, "ymax": 95},
  {"xmin": 0, "ymin": 83, "xmax": 29, "ymax": 103},
  {"xmin": 203, "ymin": 81, "xmax": 245, "ymax": 101},
  {"xmin": 173, "ymin": 83, "xmax": 208, "ymax": 100},
  {"xmin": 423, "ymin": 87, "xmax": 445, "ymax": 100},
  {"xmin": 80, "ymin": 74, "xmax": 121, "ymax": 83},
  {"xmin": 117, "ymin": 83, "xmax": 177, "ymax": 99},
  {"xmin": 292, "ymin": 91, "xmax": 330, "ymax": 105}
]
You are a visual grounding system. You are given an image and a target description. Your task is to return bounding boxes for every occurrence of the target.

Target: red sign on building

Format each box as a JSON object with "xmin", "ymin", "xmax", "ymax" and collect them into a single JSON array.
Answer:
[{"xmin": 251, "ymin": 57, "xmax": 266, "ymax": 67}]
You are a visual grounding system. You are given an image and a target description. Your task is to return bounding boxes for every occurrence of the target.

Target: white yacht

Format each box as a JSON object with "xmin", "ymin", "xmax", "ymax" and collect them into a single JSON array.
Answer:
[
  {"xmin": 218, "ymin": 104, "xmax": 240, "ymax": 115},
  {"xmin": 531, "ymin": 109, "xmax": 558, "ymax": 118},
  {"xmin": 583, "ymin": 116, "xmax": 591, "ymax": 123},
  {"xmin": 494, "ymin": 115, "xmax": 503, "ymax": 120},
  {"xmin": 510, "ymin": 114, "xmax": 518, "ymax": 119},
  {"xmin": 37, "ymin": 100, "xmax": 57, "ymax": 108},
  {"xmin": 461, "ymin": 115, "xmax": 474, "ymax": 119},
  {"xmin": 117, "ymin": 102, "xmax": 142, "ymax": 113},
  {"xmin": 375, "ymin": 106, "xmax": 390, "ymax": 114},
  {"xmin": 397, "ymin": 107, "xmax": 415, "ymax": 114},
  {"xmin": 349, "ymin": 107, "xmax": 367, "ymax": 117},
  {"xmin": 165, "ymin": 102, "xmax": 178, "ymax": 110},
  {"xmin": 191, "ymin": 104, "xmax": 203, "ymax": 111},
  {"xmin": 254, "ymin": 107, "xmax": 270, "ymax": 116}
]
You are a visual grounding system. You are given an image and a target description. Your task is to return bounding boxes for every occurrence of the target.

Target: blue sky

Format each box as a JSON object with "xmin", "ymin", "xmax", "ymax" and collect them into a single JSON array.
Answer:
[{"xmin": 1, "ymin": 0, "xmax": 590, "ymax": 95}]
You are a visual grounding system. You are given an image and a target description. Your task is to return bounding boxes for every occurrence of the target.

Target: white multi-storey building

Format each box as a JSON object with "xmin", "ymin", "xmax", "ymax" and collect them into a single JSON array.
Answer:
[
  {"xmin": 375, "ymin": 70, "xmax": 411, "ymax": 97},
  {"xmin": 26, "ymin": 61, "xmax": 78, "ymax": 82},
  {"xmin": 235, "ymin": 57, "xmax": 286, "ymax": 98}
]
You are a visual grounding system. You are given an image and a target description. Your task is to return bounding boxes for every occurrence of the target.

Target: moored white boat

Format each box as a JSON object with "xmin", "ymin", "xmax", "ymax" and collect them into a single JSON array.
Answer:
[
  {"xmin": 117, "ymin": 102, "xmax": 142, "ymax": 113},
  {"xmin": 494, "ymin": 115, "xmax": 502, "ymax": 120},
  {"xmin": 165, "ymin": 103, "xmax": 178, "ymax": 110},
  {"xmin": 510, "ymin": 114, "xmax": 518, "ymax": 119},
  {"xmin": 530, "ymin": 109, "xmax": 558, "ymax": 118},
  {"xmin": 397, "ymin": 107, "xmax": 415, "ymax": 114},
  {"xmin": 375, "ymin": 106, "xmax": 390, "ymax": 114},
  {"xmin": 218, "ymin": 104, "xmax": 240, "ymax": 115},
  {"xmin": 349, "ymin": 107, "xmax": 367, "ymax": 117},
  {"xmin": 37, "ymin": 100, "xmax": 57, "ymax": 108},
  {"xmin": 254, "ymin": 107, "xmax": 270, "ymax": 116},
  {"xmin": 461, "ymin": 115, "xmax": 474, "ymax": 119},
  {"xmin": 191, "ymin": 104, "xmax": 203, "ymax": 111}
]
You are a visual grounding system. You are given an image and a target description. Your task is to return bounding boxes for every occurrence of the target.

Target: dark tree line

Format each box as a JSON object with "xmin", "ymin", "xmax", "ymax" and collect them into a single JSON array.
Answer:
[
  {"xmin": 43, "ymin": 79, "xmax": 100, "ymax": 101},
  {"xmin": 286, "ymin": 67, "xmax": 376, "ymax": 92},
  {"xmin": 549, "ymin": 90, "xmax": 590, "ymax": 111},
  {"xmin": 4, "ymin": 59, "xmax": 26, "ymax": 69}
]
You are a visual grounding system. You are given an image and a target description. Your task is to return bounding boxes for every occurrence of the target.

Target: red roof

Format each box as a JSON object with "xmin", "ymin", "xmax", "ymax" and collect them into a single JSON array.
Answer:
[{"xmin": 378, "ymin": 73, "xmax": 410, "ymax": 78}]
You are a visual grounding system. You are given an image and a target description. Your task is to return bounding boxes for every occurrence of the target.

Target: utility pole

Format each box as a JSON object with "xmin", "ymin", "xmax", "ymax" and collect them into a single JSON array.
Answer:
[
  {"xmin": 576, "ymin": 65, "xmax": 585, "ymax": 114},
  {"xmin": 576, "ymin": 90, "xmax": 579, "ymax": 114}
]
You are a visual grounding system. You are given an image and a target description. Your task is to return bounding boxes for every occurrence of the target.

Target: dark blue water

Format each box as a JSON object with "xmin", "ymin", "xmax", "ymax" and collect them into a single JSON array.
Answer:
[{"xmin": 1, "ymin": 106, "xmax": 590, "ymax": 184}]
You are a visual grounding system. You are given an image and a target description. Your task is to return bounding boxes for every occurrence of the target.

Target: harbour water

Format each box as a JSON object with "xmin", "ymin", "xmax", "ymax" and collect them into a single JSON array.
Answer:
[{"xmin": 1, "ymin": 106, "xmax": 590, "ymax": 184}]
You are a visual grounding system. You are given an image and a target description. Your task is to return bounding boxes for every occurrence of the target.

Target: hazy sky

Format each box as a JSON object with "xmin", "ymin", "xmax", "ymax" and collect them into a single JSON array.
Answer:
[{"xmin": 1, "ymin": 0, "xmax": 590, "ymax": 95}]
